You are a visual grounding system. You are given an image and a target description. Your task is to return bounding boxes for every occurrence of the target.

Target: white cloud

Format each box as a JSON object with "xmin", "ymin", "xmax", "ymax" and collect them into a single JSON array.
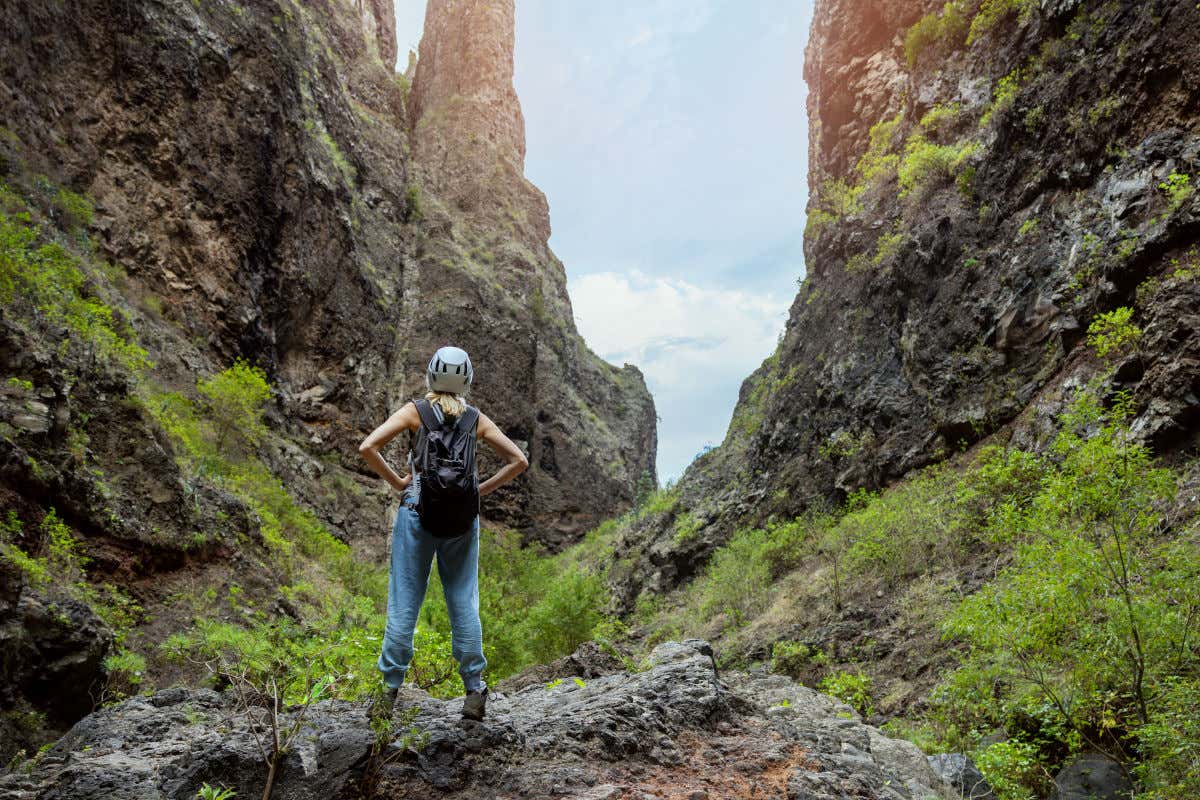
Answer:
[
  {"xmin": 569, "ymin": 270, "xmax": 789, "ymax": 481},
  {"xmin": 626, "ymin": 25, "xmax": 654, "ymax": 47}
]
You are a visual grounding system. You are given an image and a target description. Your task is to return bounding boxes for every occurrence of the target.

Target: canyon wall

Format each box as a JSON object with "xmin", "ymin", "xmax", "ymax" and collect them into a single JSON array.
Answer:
[
  {"xmin": 610, "ymin": 0, "xmax": 1200, "ymax": 607},
  {"xmin": 0, "ymin": 0, "xmax": 654, "ymax": 753}
]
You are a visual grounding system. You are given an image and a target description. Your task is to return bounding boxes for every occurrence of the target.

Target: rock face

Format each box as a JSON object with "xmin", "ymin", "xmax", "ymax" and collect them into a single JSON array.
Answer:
[
  {"xmin": 0, "ymin": 0, "xmax": 654, "ymax": 752},
  {"xmin": 0, "ymin": 0, "xmax": 655, "ymax": 544},
  {"xmin": 0, "ymin": 640, "xmax": 954, "ymax": 800},
  {"xmin": 0, "ymin": 584, "xmax": 112, "ymax": 729},
  {"xmin": 403, "ymin": 0, "xmax": 658, "ymax": 544},
  {"xmin": 610, "ymin": 0, "xmax": 1200, "ymax": 605}
]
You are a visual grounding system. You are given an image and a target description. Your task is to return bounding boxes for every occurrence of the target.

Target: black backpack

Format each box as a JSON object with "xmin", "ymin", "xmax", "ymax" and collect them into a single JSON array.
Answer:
[{"xmin": 411, "ymin": 399, "xmax": 480, "ymax": 537}]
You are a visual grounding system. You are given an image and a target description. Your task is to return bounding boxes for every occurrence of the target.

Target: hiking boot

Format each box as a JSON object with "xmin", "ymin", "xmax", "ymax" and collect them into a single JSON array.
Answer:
[
  {"xmin": 462, "ymin": 687, "xmax": 488, "ymax": 721},
  {"xmin": 368, "ymin": 687, "xmax": 399, "ymax": 723}
]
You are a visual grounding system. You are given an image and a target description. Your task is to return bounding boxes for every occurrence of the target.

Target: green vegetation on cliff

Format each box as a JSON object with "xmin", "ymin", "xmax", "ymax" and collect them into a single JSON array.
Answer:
[
  {"xmin": 0, "ymin": 200, "xmax": 148, "ymax": 374},
  {"xmin": 597, "ymin": 383, "xmax": 1199, "ymax": 799}
]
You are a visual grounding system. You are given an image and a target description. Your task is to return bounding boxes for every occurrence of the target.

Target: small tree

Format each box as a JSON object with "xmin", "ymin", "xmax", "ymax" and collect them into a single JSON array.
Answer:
[
  {"xmin": 197, "ymin": 360, "xmax": 271, "ymax": 453},
  {"xmin": 164, "ymin": 615, "xmax": 373, "ymax": 800},
  {"xmin": 1087, "ymin": 307, "xmax": 1141, "ymax": 360},
  {"xmin": 942, "ymin": 390, "xmax": 1198, "ymax": 792}
]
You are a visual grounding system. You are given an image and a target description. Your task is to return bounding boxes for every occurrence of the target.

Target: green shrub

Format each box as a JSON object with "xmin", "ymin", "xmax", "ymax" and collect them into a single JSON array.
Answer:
[
  {"xmin": 1017, "ymin": 217, "xmax": 1039, "ymax": 237},
  {"xmin": 1023, "ymin": 104, "xmax": 1046, "ymax": 133},
  {"xmin": 404, "ymin": 184, "xmax": 424, "ymax": 222},
  {"xmin": 672, "ymin": 512, "xmax": 703, "ymax": 545},
  {"xmin": 0, "ymin": 508, "xmax": 142, "ymax": 699},
  {"xmin": 842, "ymin": 464, "xmax": 974, "ymax": 583},
  {"xmin": 102, "ymin": 649, "xmax": 147, "ymax": 699},
  {"xmin": 805, "ymin": 208, "xmax": 839, "ymax": 240},
  {"xmin": 855, "ymin": 113, "xmax": 904, "ymax": 186},
  {"xmin": 1134, "ymin": 676, "xmax": 1200, "ymax": 798},
  {"xmin": 904, "ymin": 2, "xmax": 968, "ymax": 67},
  {"xmin": 980, "ymin": 68, "xmax": 1024, "ymax": 127},
  {"xmin": 940, "ymin": 392, "xmax": 1195, "ymax": 794},
  {"xmin": 817, "ymin": 178, "xmax": 864, "ymax": 218},
  {"xmin": 759, "ymin": 512, "xmax": 828, "ymax": 576},
  {"xmin": 844, "ymin": 253, "xmax": 870, "ymax": 273},
  {"xmin": 196, "ymin": 359, "xmax": 271, "ymax": 452},
  {"xmin": 770, "ymin": 640, "xmax": 813, "ymax": 678},
  {"xmin": 954, "ymin": 445, "xmax": 1046, "ymax": 537},
  {"xmin": 163, "ymin": 598, "xmax": 391, "ymax": 702},
  {"xmin": 51, "ymin": 188, "xmax": 94, "ymax": 232},
  {"xmin": 141, "ymin": 374, "xmax": 386, "ymax": 599},
  {"xmin": 1159, "ymin": 171, "xmax": 1193, "ymax": 212},
  {"xmin": 164, "ymin": 604, "xmax": 390, "ymax": 797},
  {"xmin": 520, "ymin": 565, "xmax": 608, "ymax": 664},
  {"xmin": 406, "ymin": 625, "xmax": 459, "ymax": 694},
  {"xmin": 898, "ymin": 137, "xmax": 979, "ymax": 199},
  {"xmin": 0, "ymin": 508, "xmax": 93, "ymax": 591},
  {"xmin": 0, "ymin": 539, "xmax": 49, "ymax": 588},
  {"xmin": 968, "ymin": 0, "xmax": 1037, "ymax": 45},
  {"xmin": 974, "ymin": 739, "xmax": 1049, "ymax": 800},
  {"xmin": 1086, "ymin": 306, "xmax": 1141, "ymax": 359},
  {"xmin": 41, "ymin": 507, "xmax": 88, "ymax": 572},
  {"xmin": 197, "ymin": 785, "xmax": 237, "ymax": 800},
  {"xmin": 956, "ymin": 165, "xmax": 977, "ymax": 199},
  {"xmin": 640, "ymin": 487, "xmax": 680, "ymax": 518},
  {"xmin": 919, "ymin": 103, "xmax": 963, "ymax": 134},
  {"xmin": 819, "ymin": 669, "xmax": 874, "ymax": 716},
  {"xmin": 872, "ymin": 230, "xmax": 906, "ymax": 266},
  {"xmin": 316, "ymin": 130, "xmax": 355, "ymax": 182},
  {"xmin": 696, "ymin": 527, "xmax": 774, "ymax": 625},
  {"xmin": 806, "ymin": 113, "xmax": 902, "ymax": 240}
]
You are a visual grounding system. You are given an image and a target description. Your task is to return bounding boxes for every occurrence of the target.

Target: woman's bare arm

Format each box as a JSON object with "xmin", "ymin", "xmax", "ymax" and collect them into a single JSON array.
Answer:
[
  {"xmin": 358, "ymin": 402, "xmax": 421, "ymax": 493},
  {"xmin": 476, "ymin": 411, "xmax": 529, "ymax": 496}
]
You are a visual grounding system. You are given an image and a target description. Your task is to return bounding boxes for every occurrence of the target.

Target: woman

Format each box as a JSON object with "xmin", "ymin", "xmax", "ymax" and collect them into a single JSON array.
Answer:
[{"xmin": 358, "ymin": 345, "xmax": 528, "ymax": 721}]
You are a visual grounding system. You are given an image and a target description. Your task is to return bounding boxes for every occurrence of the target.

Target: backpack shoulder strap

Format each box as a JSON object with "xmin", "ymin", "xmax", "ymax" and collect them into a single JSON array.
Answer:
[
  {"xmin": 454, "ymin": 405, "xmax": 480, "ymax": 435},
  {"xmin": 413, "ymin": 398, "xmax": 443, "ymax": 431}
]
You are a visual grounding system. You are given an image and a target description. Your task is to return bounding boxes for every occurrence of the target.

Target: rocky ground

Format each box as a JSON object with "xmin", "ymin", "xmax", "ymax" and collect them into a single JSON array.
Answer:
[{"xmin": 0, "ymin": 640, "xmax": 974, "ymax": 800}]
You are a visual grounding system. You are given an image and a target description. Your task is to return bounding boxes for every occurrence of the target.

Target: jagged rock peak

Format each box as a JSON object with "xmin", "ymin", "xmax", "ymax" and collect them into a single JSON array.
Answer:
[
  {"xmin": 411, "ymin": 0, "xmax": 527, "ymax": 166},
  {"xmin": 357, "ymin": 0, "xmax": 398, "ymax": 68}
]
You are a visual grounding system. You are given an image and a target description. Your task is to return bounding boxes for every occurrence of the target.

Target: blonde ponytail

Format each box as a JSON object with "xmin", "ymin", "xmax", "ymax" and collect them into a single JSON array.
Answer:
[{"xmin": 425, "ymin": 391, "xmax": 466, "ymax": 419}]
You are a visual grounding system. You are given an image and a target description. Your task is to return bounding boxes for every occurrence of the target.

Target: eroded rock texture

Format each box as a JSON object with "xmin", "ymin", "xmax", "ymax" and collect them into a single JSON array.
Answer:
[
  {"xmin": 0, "ymin": 640, "xmax": 955, "ymax": 800},
  {"xmin": 611, "ymin": 0, "xmax": 1200, "ymax": 606}
]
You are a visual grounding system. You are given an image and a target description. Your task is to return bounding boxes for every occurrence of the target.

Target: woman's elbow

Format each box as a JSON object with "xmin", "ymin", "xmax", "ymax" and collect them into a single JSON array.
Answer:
[
  {"xmin": 357, "ymin": 439, "xmax": 376, "ymax": 457},
  {"xmin": 514, "ymin": 452, "xmax": 530, "ymax": 473}
]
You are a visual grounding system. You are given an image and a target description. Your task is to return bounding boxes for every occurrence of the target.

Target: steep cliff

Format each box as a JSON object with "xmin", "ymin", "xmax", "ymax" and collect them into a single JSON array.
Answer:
[
  {"xmin": 403, "ymin": 0, "xmax": 659, "ymax": 542},
  {"xmin": 0, "ymin": 0, "xmax": 653, "ymax": 757},
  {"xmin": 610, "ymin": 0, "xmax": 1200, "ymax": 606}
]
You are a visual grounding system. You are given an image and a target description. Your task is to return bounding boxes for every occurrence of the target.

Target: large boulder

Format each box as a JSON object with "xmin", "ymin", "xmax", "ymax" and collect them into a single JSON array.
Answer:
[
  {"xmin": 0, "ymin": 640, "xmax": 955, "ymax": 799},
  {"xmin": 927, "ymin": 753, "xmax": 997, "ymax": 800},
  {"xmin": 1051, "ymin": 753, "xmax": 1132, "ymax": 800},
  {"xmin": 0, "ymin": 583, "xmax": 112, "ymax": 758}
]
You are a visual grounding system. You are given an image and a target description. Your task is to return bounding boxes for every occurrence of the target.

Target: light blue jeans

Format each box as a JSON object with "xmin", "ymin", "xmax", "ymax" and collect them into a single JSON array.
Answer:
[{"xmin": 376, "ymin": 494, "xmax": 487, "ymax": 692}]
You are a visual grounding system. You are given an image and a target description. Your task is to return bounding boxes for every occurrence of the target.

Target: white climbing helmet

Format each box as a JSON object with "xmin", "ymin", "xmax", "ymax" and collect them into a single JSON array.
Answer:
[{"xmin": 426, "ymin": 346, "xmax": 473, "ymax": 395}]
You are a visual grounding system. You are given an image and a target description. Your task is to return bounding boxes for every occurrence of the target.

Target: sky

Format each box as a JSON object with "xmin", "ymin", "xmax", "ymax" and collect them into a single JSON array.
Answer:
[{"xmin": 394, "ymin": 2, "xmax": 815, "ymax": 482}]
